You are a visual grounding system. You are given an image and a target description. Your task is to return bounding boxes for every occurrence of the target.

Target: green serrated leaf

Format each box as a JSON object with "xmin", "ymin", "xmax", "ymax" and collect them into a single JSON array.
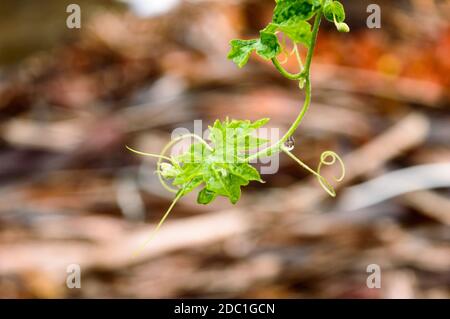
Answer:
[
  {"xmin": 176, "ymin": 142, "xmax": 211, "ymax": 164},
  {"xmin": 170, "ymin": 118, "xmax": 270, "ymax": 205},
  {"xmin": 227, "ymin": 39, "xmax": 259, "ymax": 68},
  {"xmin": 277, "ymin": 18, "xmax": 312, "ymax": 47},
  {"xmin": 228, "ymin": 31, "xmax": 281, "ymax": 68},
  {"xmin": 172, "ymin": 163, "xmax": 202, "ymax": 186},
  {"xmin": 273, "ymin": 0, "xmax": 319, "ymax": 25},
  {"xmin": 256, "ymin": 31, "xmax": 281, "ymax": 60},
  {"xmin": 262, "ymin": 23, "xmax": 278, "ymax": 34},
  {"xmin": 229, "ymin": 163, "xmax": 263, "ymax": 183},
  {"xmin": 209, "ymin": 118, "xmax": 270, "ymax": 156},
  {"xmin": 250, "ymin": 118, "xmax": 270, "ymax": 129},
  {"xmin": 220, "ymin": 173, "xmax": 244, "ymax": 204}
]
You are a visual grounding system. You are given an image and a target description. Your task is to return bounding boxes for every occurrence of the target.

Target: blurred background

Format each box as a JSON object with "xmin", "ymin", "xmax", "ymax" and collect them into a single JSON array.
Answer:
[{"xmin": 0, "ymin": 0, "xmax": 449, "ymax": 298}]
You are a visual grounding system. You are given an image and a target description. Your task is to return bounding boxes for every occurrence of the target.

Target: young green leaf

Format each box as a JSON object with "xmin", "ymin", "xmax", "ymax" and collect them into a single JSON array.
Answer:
[
  {"xmin": 323, "ymin": 0, "xmax": 350, "ymax": 33},
  {"xmin": 209, "ymin": 118, "xmax": 270, "ymax": 158},
  {"xmin": 172, "ymin": 163, "xmax": 202, "ymax": 186},
  {"xmin": 216, "ymin": 171, "xmax": 247, "ymax": 204},
  {"xmin": 273, "ymin": 0, "xmax": 319, "ymax": 25},
  {"xmin": 256, "ymin": 31, "xmax": 282, "ymax": 60},
  {"xmin": 249, "ymin": 118, "xmax": 270, "ymax": 129},
  {"xmin": 228, "ymin": 163, "xmax": 263, "ymax": 183},
  {"xmin": 176, "ymin": 142, "xmax": 211, "ymax": 164},
  {"xmin": 197, "ymin": 188, "xmax": 217, "ymax": 205},
  {"xmin": 275, "ymin": 18, "xmax": 313, "ymax": 47},
  {"xmin": 228, "ymin": 1, "xmax": 321, "ymax": 68},
  {"xmin": 228, "ymin": 39, "xmax": 259, "ymax": 68},
  {"xmin": 323, "ymin": 0, "xmax": 345, "ymax": 22},
  {"xmin": 228, "ymin": 32, "xmax": 281, "ymax": 68},
  {"xmin": 165, "ymin": 119, "xmax": 268, "ymax": 204}
]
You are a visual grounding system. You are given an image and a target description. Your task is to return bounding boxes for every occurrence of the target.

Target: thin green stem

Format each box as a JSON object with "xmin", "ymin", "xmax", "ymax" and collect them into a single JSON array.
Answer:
[
  {"xmin": 293, "ymin": 44, "xmax": 304, "ymax": 70},
  {"xmin": 247, "ymin": 80, "xmax": 311, "ymax": 161},
  {"xmin": 282, "ymin": 146, "xmax": 336, "ymax": 197},
  {"xmin": 248, "ymin": 11, "xmax": 322, "ymax": 161},
  {"xmin": 126, "ymin": 145, "xmax": 178, "ymax": 193},
  {"xmin": 126, "ymin": 146, "xmax": 173, "ymax": 162},
  {"xmin": 282, "ymin": 146, "xmax": 320, "ymax": 178},
  {"xmin": 271, "ymin": 57, "xmax": 303, "ymax": 80},
  {"xmin": 278, "ymin": 34, "xmax": 290, "ymax": 64},
  {"xmin": 303, "ymin": 13, "xmax": 322, "ymax": 78},
  {"xmin": 133, "ymin": 191, "xmax": 183, "ymax": 257}
]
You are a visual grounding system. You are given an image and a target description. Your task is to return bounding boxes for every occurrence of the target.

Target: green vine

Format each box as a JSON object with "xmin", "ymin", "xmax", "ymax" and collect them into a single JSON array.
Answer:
[{"xmin": 128, "ymin": 0, "xmax": 349, "ymax": 252}]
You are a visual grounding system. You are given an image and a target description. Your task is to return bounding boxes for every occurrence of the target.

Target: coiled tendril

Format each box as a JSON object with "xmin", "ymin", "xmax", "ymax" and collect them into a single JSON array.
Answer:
[
  {"xmin": 127, "ymin": 133, "xmax": 212, "ymax": 194},
  {"xmin": 281, "ymin": 147, "xmax": 345, "ymax": 197}
]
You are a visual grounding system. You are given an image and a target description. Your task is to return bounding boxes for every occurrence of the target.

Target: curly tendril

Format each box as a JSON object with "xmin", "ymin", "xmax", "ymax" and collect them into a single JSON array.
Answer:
[
  {"xmin": 127, "ymin": 134, "xmax": 212, "ymax": 194},
  {"xmin": 278, "ymin": 33, "xmax": 290, "ymax": 64},
  {"xmin": 317, "ymin": 151, "xmax": 346, "ymax": 197},
  {"xmin": 276, "ymin": 34, "xmax": 303, "ymax": 70},
  {"xmin": 281, "ymin": 146, "xmax": 345, "ymax": 197}
]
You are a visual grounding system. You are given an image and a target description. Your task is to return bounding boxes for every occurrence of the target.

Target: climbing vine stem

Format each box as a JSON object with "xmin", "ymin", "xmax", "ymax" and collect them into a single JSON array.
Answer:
[{"xmin": 248, "ymin": 11, "xmax": 322, "ymax": 161}]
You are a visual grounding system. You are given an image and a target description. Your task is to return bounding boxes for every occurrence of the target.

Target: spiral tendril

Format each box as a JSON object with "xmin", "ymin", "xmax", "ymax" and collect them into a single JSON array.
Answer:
[
  {"xmin": 127, "ymin": 134, "xmax": 212, "ymax": 194},
  {"xmin": 281, "ymin": 146, "xmax": 345, "ymax": 197}
]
